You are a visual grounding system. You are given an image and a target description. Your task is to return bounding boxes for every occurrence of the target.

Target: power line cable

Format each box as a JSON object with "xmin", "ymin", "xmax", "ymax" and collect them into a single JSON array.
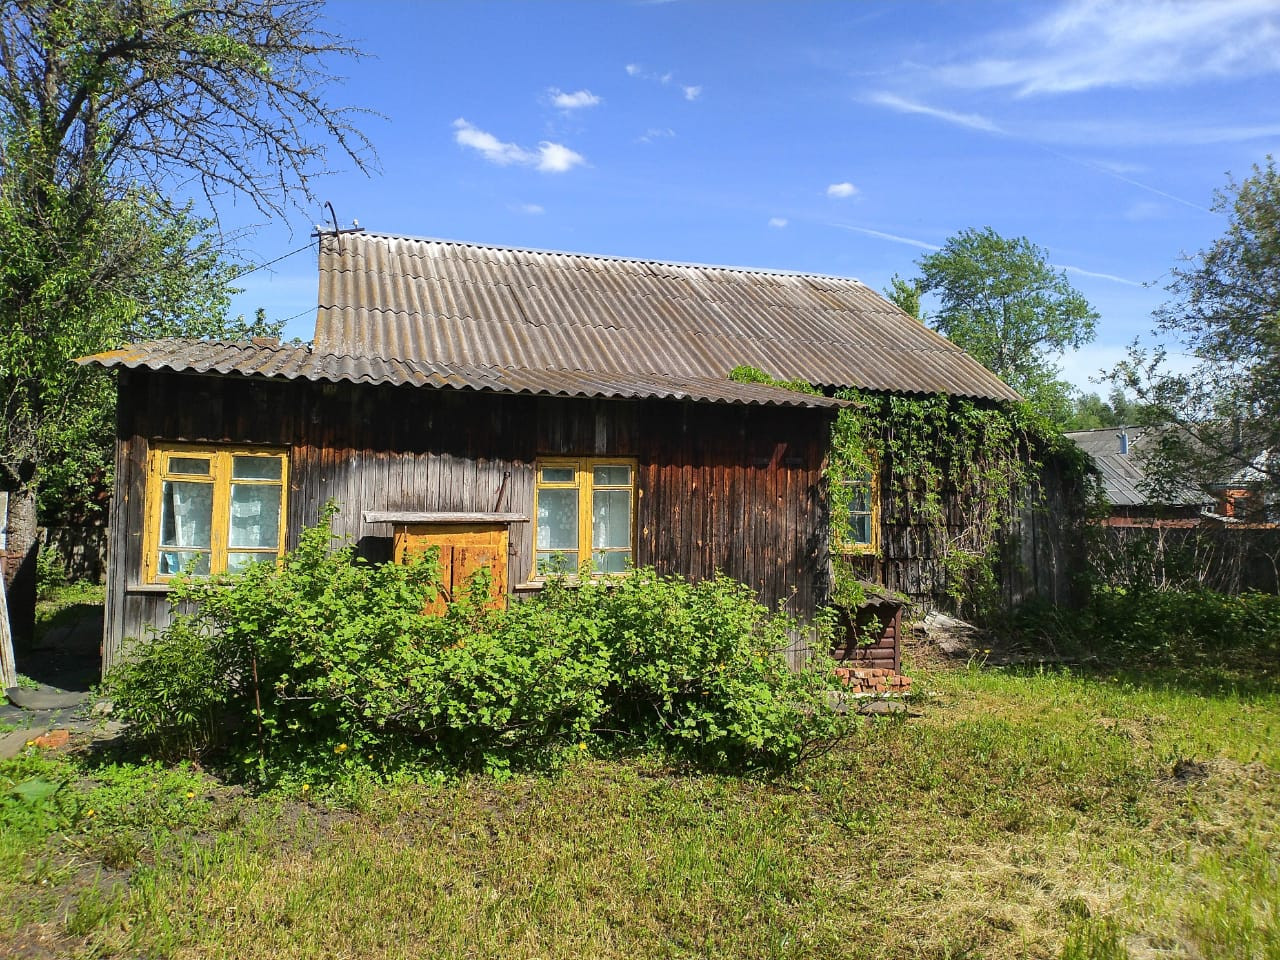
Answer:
[{"xmin": 229, "ymin": 239, "xmax": 316, "ymax": 283}]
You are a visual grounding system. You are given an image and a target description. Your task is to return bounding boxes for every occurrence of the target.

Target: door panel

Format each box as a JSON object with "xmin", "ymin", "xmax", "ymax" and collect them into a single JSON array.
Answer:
[{"xmin": 394, "ymin": 523, "xmax": 509, "ymax": 614}]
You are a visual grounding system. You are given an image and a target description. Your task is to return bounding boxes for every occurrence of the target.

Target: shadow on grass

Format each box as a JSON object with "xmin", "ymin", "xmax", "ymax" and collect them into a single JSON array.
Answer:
[
  {"xmin": 1003, "ymin": 663, "xmax": 1276, "ymax": 704},
  {"xmin": 23, "ymin": 585, "xmax": 105, "ymax": 692}
]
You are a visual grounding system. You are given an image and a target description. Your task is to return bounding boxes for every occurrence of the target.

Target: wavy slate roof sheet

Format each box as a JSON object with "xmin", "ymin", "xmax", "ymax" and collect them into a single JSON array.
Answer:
[
  {"xmin": 80, "ymin": 339, "xmax": 848, "ymax": 410},
  {"xmin": 312, "ymin": 232, "xmax": 1019, "ymax": 402},
  {"xmin": 1065, "ymin": 427, "xmax": 1207, "ymax": 507}
]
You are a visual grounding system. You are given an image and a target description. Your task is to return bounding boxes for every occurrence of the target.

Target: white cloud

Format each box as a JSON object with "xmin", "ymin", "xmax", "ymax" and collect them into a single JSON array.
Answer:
[
  {"xmin": 864, "ymin": 92, "xmax": 1002, "ymax": 133},
  {"xmin": 536, "ymin": 141, "xmax": 586, "ymax": 174},
  {"xmin": 937, "ymin": 0, "xmax": 1280, "ymax": 96},
  {"xmin": 453, "ymin": 118, "xmax": 585, "ymax": 174},
  {"xmin": 828, "ymin": 222, "xmax": 941, "ymax": 251},
  {"xmin": 1090, "ymin": 158, "xmax": 1147, "ymax": 176},
  {"xmin": 826, "ymin": 182, "xmax": 859, "ymax": 199},
  {"xmin": 514, "ymin": 203, "xmax": 544, "ymax": 215},
  {"xmin": 1056, "ymin": 264, "xmax": 1144, "ymax": 287},
  {"xmin": 1043, "ymin": 118, "xmax": 1280, "ymax": 148},
  {"xmin": 453, "ymin": 118, "xmax": 532, "ymax": 166},
  {"xmin": 637, "ymin": 127, "xmax": 675, "ymax": 143},
  {"xmin": 549, "ymin": 88, "xmax": 601, "ymax": 110},
  {"xmin": 768, "ymin": 217, "xmax": 788, "ymax": 228},
  {"xmin": 861, "ymin": 97, "xmax": 1212, "ymax": 213},
  {"xmin": 1123, "ymin": 200, "xmax": 1166, "ymax": 221},
  {"xmin": 626, "ymin": 62, "xmax": 701, "ymax": 99}
]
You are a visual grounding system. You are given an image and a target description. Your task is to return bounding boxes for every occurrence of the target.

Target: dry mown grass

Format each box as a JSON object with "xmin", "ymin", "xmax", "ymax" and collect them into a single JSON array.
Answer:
[{"xmin": 3, "ymin": 661, "xmax": 1277, "ymax": 959}]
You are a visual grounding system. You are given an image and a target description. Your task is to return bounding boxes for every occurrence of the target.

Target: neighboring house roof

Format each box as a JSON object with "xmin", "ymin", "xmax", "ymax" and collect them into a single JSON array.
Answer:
[
  {"xmin": 312, "ymin": 232, "xmax": 1019, "ymax": 402},
  {"xmin": 1065, "ymin": 427, "xmax": 1206, "ymax": 508},
  {"xmin": 80, "ymin": 338, "xmax": 848, "ymax": 410},
  {"xmin": 81, "ymin": 230, "xmax": 1020, "ymax": 407},
  {"xmin": 1224, "ymin": 449, "xmax": 1275, "ymax": 487}
]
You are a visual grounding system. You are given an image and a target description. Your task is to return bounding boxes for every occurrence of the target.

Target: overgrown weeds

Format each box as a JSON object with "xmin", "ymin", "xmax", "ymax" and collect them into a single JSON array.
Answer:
[{"xmin": 1008, "ymin": 585, "xmax": 1280, "ymax": 682}]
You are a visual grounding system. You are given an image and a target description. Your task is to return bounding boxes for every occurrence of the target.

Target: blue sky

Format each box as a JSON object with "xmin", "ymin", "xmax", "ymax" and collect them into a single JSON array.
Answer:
[{"xmin": 226, "ymin": 0, "xmax": 1280, "ymax": 394}]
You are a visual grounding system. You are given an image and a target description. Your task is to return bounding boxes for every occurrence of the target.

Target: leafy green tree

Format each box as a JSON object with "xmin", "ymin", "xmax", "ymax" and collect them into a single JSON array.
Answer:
[
  {"xmin": 913, "ymin": 227, "xmax": 1099, "ymax": 423},
  {"xmin": 0, "ymin": 0, "xmax": 370, "ymax": 640},
  {"xmin": 884, "ymin": 273, "xmax": 924, "ymax": 320},
  {"xmin": 1112, "ymin": 157, "xmax": 1280, "ymax": 505},
  {"xmin": 1062, "ymin": 388, "xmax": 1147, "ymax": 431}
]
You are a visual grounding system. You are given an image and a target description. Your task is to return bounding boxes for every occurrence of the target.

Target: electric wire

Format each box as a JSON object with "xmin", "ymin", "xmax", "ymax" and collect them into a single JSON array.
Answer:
[{"xmin": 228, "ymin": 239, "xmax": 316, "ymax": 283}]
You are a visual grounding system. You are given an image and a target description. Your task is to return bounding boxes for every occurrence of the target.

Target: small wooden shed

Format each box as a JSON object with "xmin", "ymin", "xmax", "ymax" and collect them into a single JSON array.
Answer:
[{"xmin": 84, "ymin": 231, "xmax": 1020, "ymax": 674}]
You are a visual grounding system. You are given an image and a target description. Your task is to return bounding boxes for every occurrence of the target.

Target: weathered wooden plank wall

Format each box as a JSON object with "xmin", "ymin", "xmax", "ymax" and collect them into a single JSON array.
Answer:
[
  {"xmin": 840, "ymin": 450, "xmax": 1086, "ymax": 617},
  {"xmin": 103, "ymin": 370, "xmax": 833, "ymax": 672}
]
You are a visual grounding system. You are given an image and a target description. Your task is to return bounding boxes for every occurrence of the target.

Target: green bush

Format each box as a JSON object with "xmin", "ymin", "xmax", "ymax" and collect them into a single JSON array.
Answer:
[
  {"xmin": 567, "ymin": 571, "xmax": 846, "ymax": 770},
  {"xmin": 35, "ymin": 543, "xmax": 68, "ymax": 598},
  {"xmin": 105, "ymin": 507, "xmax": 848, "ymax": 784},
  {"xmin": 1011, "ymin": 585, "xmax": 1280, "ymax": 671}
]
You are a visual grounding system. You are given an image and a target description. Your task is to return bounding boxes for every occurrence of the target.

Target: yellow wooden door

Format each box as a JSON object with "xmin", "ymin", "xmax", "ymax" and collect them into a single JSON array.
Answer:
[{"xmin": 394, "ymin": 523, "xmax": 509, "ymax": 614}]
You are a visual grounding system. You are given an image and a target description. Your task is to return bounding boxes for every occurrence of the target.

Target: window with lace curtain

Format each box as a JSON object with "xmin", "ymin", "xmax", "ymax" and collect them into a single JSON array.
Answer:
[
  {"xmin": 143, "ymin": 445, "xmax": 288, "ymax": 582},
  {"xmin": 533, "ymin": 458, "xmax": 636, "ymax": 578}
]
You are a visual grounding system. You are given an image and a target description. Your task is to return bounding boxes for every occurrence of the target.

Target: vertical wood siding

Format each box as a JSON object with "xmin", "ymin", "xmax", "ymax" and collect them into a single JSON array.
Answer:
[
  {"xmin": 841, "ymin": 448, "xmax": 1086, "ymax": 614},
  {"xmin": 103, "ymin": 370, "xmax": 833, "ymax": 672}
]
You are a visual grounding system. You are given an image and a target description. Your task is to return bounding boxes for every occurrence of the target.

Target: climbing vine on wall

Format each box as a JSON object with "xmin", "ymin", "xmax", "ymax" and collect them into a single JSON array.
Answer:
[{"xmin": 731, "ymin": 366, "xmax": 1093, "ymax": 618}]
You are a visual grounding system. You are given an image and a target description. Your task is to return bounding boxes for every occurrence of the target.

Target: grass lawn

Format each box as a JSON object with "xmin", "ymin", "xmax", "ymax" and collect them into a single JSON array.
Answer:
[{"xmin": 2, "ymin": 655, "xmax": 1277, "ymax": 959}]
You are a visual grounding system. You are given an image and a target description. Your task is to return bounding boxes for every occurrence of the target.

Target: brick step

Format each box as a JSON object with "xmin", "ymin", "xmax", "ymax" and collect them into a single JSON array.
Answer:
[{"xmin": 832, "ymin": 667, "xmax": 912, "ymax": 695}]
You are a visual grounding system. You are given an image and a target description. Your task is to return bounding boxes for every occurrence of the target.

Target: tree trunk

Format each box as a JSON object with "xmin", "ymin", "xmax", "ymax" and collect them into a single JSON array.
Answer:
[
  {"xmin": 4, "ymin": 482, "xmax": 38, "ymax": 649},
  {"xmin": 0, "ymin": 573, "xmax": 15, "ymax": 690}
]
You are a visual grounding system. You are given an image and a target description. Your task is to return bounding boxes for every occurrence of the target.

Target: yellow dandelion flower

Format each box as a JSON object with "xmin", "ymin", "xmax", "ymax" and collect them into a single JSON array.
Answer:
[
  {"xmin": 334, "ymin": 743, "xmax": 348, "ymax": 754},
  {"xmin": 301, "ymin": 784, "xmax": 310, "ymax": 792},
  {"xmin": 86, "ymin": 809, "xmax": 95, "ymax": 818},
  {"xmin": 185, "ymin": 791, "xmax": 195, "ymax": 799},
  {"xmin": 578, "ymin": 742, "xmax": 587, "ymax": 751}
]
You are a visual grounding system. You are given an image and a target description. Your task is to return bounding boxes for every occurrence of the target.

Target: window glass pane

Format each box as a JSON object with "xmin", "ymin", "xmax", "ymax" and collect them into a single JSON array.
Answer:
[
  {"xmin": 226, "ymin": 551, "xmax": 272, "ymax": 574},
  {"xmin": 167, "ymin": 456, "xmax": 210, "ymax": 476},
  {"xmin": 540, "ymin": 467, "xmax": 575, "ymax": 484},
  {"xmin": 536, "ymin": 551, "xmax": 578, "ymax": 576},
  {"xmin": 158, "ymin": 550, "xmax": 211, "ymax": 577},
  {"xmin": 160, "ymin": 481, "xmax": 213, "ymax": 548},
  {"xmin": 228, "ymin": 484, "xmax": 282, "ymax": 548},
  {"xmin": 847, "ymin": 512, "xmax": 871, "ymax": 546},
  {"xmin": 232, "ymin": 456, "xmax": 282, "ymax": 481},
  {"xmin": 593, "ymin": 465, "xmax": 632, "ymax": 486},
  {"xmin": 537, "ymin": 488, "xmax": 578, "ymax": 549},
  {"xmin": 844, "ymin": 480, "xmax": 871, "ymax": 513},
  {"xmin": 592, "ymin": 489, "xmax": 631, "ymax": 549},
  {"xmin": 592, "ymin": 550, "xmax": 630, "ymax": 574}
]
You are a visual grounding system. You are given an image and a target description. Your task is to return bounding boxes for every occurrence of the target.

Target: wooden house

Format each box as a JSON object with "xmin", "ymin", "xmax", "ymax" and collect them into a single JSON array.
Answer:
[{"xmin": 84, "ymin": 231, "xmax": 1024, "ymax": 675}]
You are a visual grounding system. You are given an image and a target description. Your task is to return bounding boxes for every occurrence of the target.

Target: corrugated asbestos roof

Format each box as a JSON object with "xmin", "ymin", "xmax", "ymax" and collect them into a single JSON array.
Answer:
[
  {"xmin": 79, "ymin": 339, "xmax": 848, "ymax": 409},
  {"xmin": 82, "ymin": 230, "xmax": 1020, "ymax": 407},
  {"xmin": 1065, "ymin": 427, "xmax": 1206, "ymax": 507},
  {"xmin": 311, "ymin": 232, "xmax": 1020, "ymax": 402}
]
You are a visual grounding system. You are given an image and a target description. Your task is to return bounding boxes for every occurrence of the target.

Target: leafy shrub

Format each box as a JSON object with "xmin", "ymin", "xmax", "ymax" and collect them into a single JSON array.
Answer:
[
  {"xmin": 105, "ymin": 506, "xmax": 848, "ymax": 783},
  {"xmin": 563, "ymin": 572, "xmax": 846, "ymax": 770},
  {"xmin": 106, "ymin": 503, "xmax": 445, "ymax": 773},
  {"xmin": 35, "ymin": 543, "xmax": 68, "ymax": 598},
  {"xmin": 1010, "ymin": 585, "xmax": 1280, "ymax": 672}
]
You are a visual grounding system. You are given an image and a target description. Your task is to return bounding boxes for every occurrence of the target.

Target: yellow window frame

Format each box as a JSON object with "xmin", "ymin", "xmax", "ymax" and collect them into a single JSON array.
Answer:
[
  {"xmin": 142, "ymin": 443, "xmax": 289, "ymax": 583},
  {"xmin": 532, "ymin": 457, "xmax": 637, "ymax": 579},
  {"xmin": 837, "ymin": 465, "xmax": 880, "ymax": 555}
]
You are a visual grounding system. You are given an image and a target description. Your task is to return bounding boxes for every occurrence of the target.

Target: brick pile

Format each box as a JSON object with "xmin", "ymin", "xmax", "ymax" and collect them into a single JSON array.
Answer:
[{"xmin": 832, "ymin": 667, "xmax": 912, "ymax": 695}]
